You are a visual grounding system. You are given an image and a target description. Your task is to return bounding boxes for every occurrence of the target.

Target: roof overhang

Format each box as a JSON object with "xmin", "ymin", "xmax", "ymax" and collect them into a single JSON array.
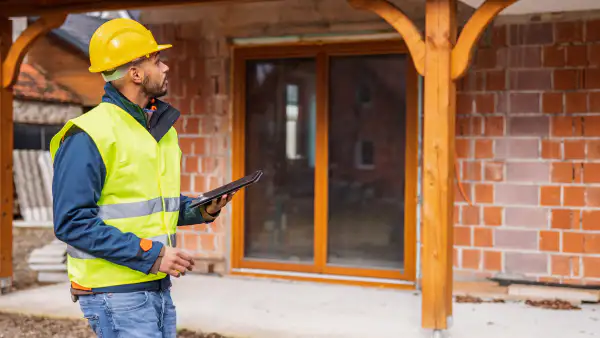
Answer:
[{"xmin": 459, "ymin": 0, "xmax": 600, "ymax": 15}]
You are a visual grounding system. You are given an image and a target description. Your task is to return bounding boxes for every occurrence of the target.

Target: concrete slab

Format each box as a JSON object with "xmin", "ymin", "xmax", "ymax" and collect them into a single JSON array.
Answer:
[{"xmin": 0, "ymin": 275, "xmax": 597, "ymax": 338}]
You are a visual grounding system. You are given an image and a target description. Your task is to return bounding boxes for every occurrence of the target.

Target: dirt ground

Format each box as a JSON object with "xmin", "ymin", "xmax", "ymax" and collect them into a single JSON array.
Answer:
[{"xmin": 0, "ymin": 311, "xmax": 226, "ymax": 338}]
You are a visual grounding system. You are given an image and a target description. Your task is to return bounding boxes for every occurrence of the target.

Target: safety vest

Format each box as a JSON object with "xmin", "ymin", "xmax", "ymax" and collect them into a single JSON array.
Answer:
[{"xmin": 49, "ymin": 102, "xmax": 181, "ymax": 289}]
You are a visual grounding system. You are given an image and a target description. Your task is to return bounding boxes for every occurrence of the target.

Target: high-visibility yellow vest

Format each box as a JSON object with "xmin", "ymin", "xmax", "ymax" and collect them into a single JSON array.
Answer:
[{"xmin": 49, "ymin": 102, "xmax": 181, "ymax": 289}]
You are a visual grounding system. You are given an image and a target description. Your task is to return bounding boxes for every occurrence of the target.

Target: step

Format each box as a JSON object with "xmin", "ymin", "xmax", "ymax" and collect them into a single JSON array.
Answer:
[
  {"xmin": 28, "ymin": 264, "xmax": 67, "ymax": 272},
  {"xmin": 37, "ymin": 272, "xmax": 69, "ymax": 283},
  {"xmin": 508, "ymin": 284, "xmax": 600, "ymax": 303}
]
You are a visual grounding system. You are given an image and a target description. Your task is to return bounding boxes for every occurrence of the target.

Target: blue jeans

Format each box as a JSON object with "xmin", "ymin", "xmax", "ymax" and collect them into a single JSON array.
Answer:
[{"xmin": 78, "ymin": 290, "xmax": 177, "ymax": 338}]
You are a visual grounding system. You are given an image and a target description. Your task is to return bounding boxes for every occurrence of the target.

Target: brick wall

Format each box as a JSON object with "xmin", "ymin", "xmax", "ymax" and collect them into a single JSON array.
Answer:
[{"xmin": 454, "ymin": 18, "xmax": 600, "ymax": 285}]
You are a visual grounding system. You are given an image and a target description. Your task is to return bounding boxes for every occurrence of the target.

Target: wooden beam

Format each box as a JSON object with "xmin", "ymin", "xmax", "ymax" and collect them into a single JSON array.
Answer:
[
  {"xmin": 2, "ymin": 14, "xmax": 67, "ymax": 89},
  {"xmin": 421, "ymin": 0, "xmax": 456, "ymax": 330},
  {"xmin": 1, "ymin": 0, "xmax": 275, "ymax": 17},
  {"xmin": 347, "ymin": 0, "xmax": 425, "ymax": 76},
  {"xmin": 0, "ymin": 17, "xmax": 13, "ymax": 284},
  {"xmin": 451, "ymin": 0, "xmax": 517, "ymax": 80}
]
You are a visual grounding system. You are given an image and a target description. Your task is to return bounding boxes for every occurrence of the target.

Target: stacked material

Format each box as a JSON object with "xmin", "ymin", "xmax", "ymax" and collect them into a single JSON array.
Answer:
[
  {"xmin": 13, "ymin": 150, "xmax": 53, "ymax": 226},
  {"xmin": 13, "ymin": 150, "xmax": 67, "ymax": 283}
]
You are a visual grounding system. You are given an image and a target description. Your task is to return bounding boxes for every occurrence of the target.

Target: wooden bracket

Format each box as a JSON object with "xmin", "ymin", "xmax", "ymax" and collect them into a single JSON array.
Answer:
[
  {"xmin": 451, "ymin": 0, "xmax": 517, "ymax": 80},
  {"xmin": 2, "ymin": 14, "xmax": 67, "ymax": 89},
  {"xmin": 347, "ymin": 0, "xmax": 425, "ymax": 76}
]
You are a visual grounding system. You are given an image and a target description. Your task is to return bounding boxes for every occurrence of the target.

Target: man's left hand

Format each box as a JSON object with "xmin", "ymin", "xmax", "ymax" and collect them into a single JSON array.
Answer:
[{"xmin": 205, "ymin": 193, "xmax": 235, "ymax": 216}]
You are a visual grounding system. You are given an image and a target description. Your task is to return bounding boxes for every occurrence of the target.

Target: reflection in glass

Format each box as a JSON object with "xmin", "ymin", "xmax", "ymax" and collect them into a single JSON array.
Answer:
[
  {"xmin": 243, "ymin": 58, "xmax": 317, "ymax": 262},
  {"xmin": 327, "ymin": 54, "xmax": 407, "ymax": 270}
]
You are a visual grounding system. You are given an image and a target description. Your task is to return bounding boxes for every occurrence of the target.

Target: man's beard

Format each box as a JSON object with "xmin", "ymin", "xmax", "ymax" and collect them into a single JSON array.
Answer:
[{"xmin": 142, "ymin": 75, "xmax": 167, "ymax": 98}]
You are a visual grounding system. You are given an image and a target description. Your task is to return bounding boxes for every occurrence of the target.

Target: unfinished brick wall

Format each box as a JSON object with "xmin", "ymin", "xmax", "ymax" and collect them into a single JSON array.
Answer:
[
  {"xmin": 454, "ymin": 18, "xmax": 600, "ymax": 285},
  {"xmin": 145, "ymin": 24, "xmax": 231, "ymax": 261}
]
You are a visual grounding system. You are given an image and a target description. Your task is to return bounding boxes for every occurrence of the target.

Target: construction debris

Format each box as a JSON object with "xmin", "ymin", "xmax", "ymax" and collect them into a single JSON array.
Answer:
[{"xmin": 525, "ymin": 299, "xmax": 582, "ymax": 311}]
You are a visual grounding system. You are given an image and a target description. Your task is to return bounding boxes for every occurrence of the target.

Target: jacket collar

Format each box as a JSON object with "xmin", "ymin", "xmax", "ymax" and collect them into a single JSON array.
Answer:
[{"xmin": 101, "ymin": 82, "xmax": 181, "ymax": 142}]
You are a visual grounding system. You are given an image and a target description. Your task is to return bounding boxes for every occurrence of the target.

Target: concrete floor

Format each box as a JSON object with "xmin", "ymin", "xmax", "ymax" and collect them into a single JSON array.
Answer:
[{"xmin": 0, "ymin": 275, "xmax": 597, "ymax": 338}]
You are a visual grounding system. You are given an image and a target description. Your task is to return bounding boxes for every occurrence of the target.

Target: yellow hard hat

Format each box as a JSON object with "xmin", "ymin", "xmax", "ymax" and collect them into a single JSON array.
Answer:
[{"xmin": 88, "ymin": 18, "xmax": 172, "ymax": 73}]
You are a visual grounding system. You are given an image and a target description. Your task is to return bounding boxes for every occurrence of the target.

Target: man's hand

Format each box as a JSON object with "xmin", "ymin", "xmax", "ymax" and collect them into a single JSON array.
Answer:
[
  {"xmin": 159, "ymin": 247, "xmax": 195, "ymax": 278},
  {"xmin": 205, "ymin": 193, "xmax": 235, "ymax": 215}
]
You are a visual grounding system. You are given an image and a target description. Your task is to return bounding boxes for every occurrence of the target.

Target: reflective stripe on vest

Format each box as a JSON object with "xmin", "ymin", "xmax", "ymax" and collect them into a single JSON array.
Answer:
[
  {"xmin": 98, "ymin": 197, "xmax": 180, "ymax": 220},
  {"xmin": 67, "ymin": 233, "xmax": 177, "ymax": 259}
]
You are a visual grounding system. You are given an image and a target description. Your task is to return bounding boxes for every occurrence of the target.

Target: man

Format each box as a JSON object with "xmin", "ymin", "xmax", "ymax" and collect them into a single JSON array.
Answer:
[{"xmin": 50, "ymin": 18, "xmax": 231, "ymax": 338}]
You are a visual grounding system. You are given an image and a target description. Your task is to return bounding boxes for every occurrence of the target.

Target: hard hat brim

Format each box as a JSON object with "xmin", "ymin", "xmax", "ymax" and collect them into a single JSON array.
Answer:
[{"xmin": 89, "ymin": 44, "xmax": 173, "ymax": 73}]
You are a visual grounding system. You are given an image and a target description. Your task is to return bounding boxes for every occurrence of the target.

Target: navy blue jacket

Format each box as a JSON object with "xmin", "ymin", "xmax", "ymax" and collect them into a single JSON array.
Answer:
[{"xmin": 52, "ymin": 83, "xmax": 209, "ymax": 290}]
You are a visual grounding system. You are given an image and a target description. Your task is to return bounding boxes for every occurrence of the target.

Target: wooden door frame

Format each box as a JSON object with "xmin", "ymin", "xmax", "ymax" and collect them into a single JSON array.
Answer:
[{"xmin": 230, "ymin": 39, "xmax": 419, "ymax": 287}]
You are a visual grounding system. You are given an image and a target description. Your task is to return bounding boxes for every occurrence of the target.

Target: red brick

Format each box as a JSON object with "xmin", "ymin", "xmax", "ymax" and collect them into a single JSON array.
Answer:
[
  {"xmin": 551, "ymin": 162, "xmax": 573, "ymax": 183},
  {"xmin": 584, "ymin": 69, "xmax": 600, "ymax": 89},
  {"xmin": 181, "ymin": 174, "xmax": 191, "ymax": 192},
  {"xmin": 583, "ymin": 257, "xmax": 600, "ymax": 278},
  {"xmin": 511, "ymin": 93, "xmax": 540, "ymax": 114},
  {"xmin": 564, "ymin": 140, "xmax": 585, "ymax": 159},
  {"xmin": 475, "ymin": 140, "xmax": 493, "ymax": 159},
  {"xmin": 565, "ymin": 92, "xmax": 588, "ymax": 113},
  {"xmin": 455, "ymin": 182, "xmax": 472, "ymax": 203},
  {"xmin": 194, "ymin": 175, "xmax": 206, "ymax": 192},
  {"xmin": 457, "ymin": 94, "xmax": 474, "ymax": 114},
  {"xmin": 505, "ymin": 252, "xmax": 548, "ymax": 274},
  {"xmin": 462, "ymin": 249, "xmax": 481, "ymax": 270},
  {"xmin": 540, "ymin": 231, "xmax": 560, "ymax": 252},
  {"xmin": 563, "ymin": 186, "xmax": 585, "ymax": 207},
  {"xmin": 484, "ymin": 206, "xmax": 503, "ymax": 226},
  {"xmin": 588, "ymin": 140, "xmax": 600, "ymax": 159},
  {"xmin": 583, "ymin": 163, "xmax": 600, "ymax": 183},
  {"xmin": 542, "ymin": 140, "xmax": 561, "ymax": 159},
  {"xmin": 582, "ymin": 210, "xmax": 600, "ymax": 231},
  {"xmin": 588, "ymin": 187, "xmax": 600, "ymax": 207},
  {"xmin": 475, "ymin": 184, "xmax": 493, "ymax": 204},
  {"xmin": 182, "ymin": 233, "xmax": 199, "ymax": 251},
  {"xmin": 475, "ymin": 48, "xmax": 496, "ymax": 69},
  {"xmin": 199, "ymin": 233, "xmax": 216, "ymax": 251},
  {"xmin": 566, "ymin": 45, "xmax": 588, "ymax": 67},
  {"xmin": 483, "ymin": 116, "xmax": 504, "ymax": 136},
  {"xmin": 184, "ymin": 156, "xmax": 199, "ymax": 173},
  {"xmin": 194, "ymin": 138, "xmax": 206, "ymax": 155},
  {"xmin": 584, "ymin": 234, "xmax": 600, "ymax": 254},
  {"xmin": 483, "ymin": 251, "xmax": 502, "ymax": 271},
  {"xmin": 510, "ymin": 23, "xmax": 554, "ymax": 45},
  {"xmin": 510, "ymin": 70, "xmax": 552, "ymax": 90},
  {"xmin": 484, "ymin": 162, "xmax": 504, "ymax": 182},
  {"xmin": 584, "ymin": 116, "xmax": 600, "ymax": 136},
  {"xmin": 589, "ymin": 92, "xmax": 600, "ymax": 112},
  {"xmin": 551, "ymin": 255, "xmax": 571, "ymax": 276},
  {"xmin": 542, "ymin": 93, "xmax": 563, "ymax": 114},
  {"xmin": 183, "ymin": 116, "xmax": 200, "ymax": 134},
  {"xmin": 456, "ymin": 139, "xmax": 471, "ymax": 158},
  {"xmin": 574, "ymin": 162, "xmax": 583, "ymax": 183},
  {"xmin": 540, "ymin": 186, "xmax": 561, "ymax": 206},
  {"xmin": 475, "ymin": 94, "xmax": 495, "ymax": 114},
  {"xmin": 543, "ymin": 45, "xmax": 565, "ymax": 67},
  {"xmin": 551, "ymin": 209, "xmax": 580, "ymax": 230},
  {"xmin": 180, "ymin": 138, "xmax": 194, "ymax": 155},
  {"xmin": 563, "ymin": 232, "xmax": 584, "ymax": 253},
  {"xmin": 551, "ymin": 116, "xmax": 573, "ymax": 137},
  {"xmin": 474, "ymin": 228, "xmax": 493, "ymax": 247},
  {"xmin": 555, "ymin": 21, "xmax": 583, "ymax": 43},
  {"xmin": 586, "ymin": 20, "xmax": 600, "ymax": 41},
  {"xmin": 486, "ymin": 70, "xmax": 506, "ymax": 91},
  {"xmin": 553, "ymin": 69, "xmax": 579, "ymax": 91},
  {"xmin": 589, "ymin": 44, "xmax": 600, "ymax": 67},
  {"xmin": 453, "ymin": 248, "xmax": 459, "ymax": 268},
  {"xmin": 462, "ymin": 206, "xmax": 480, "ymax": 225},
  {"xmin": 462, "ymin": 161, "xmax": 481, "ymax": 180},
  {"xmin": 492, "ymin": 26, "xmax": 508, "ymax": 46},
  {"xmin": 454, "ymin": 226, "xmax": 471, "ymax": 246},
  {"xmin": 508, "ymin": 46, "xmax": 541, "ymax": 67},
  {"xmin": 509, "ymin": 116, "xmax": 549, "ymax": 137}
]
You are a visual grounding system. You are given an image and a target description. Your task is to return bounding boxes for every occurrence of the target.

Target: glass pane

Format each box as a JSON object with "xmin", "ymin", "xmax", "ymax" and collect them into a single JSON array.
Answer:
[
  {"xmin": 327, "ymin": 54, "xmax": 407, "ymax": 270},
  {"xmin": 243, "ymin": 58, "xmax": 317, "ymax": 263}
]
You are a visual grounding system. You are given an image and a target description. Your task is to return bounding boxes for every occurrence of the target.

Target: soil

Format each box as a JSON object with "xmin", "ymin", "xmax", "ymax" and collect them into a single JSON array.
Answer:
[
  {"xmin": 525, "ymin": 299, "xmax": 582, "ymax": 310},
  {"xmin": 12, "ymin": 227, "xmax": 58, "ymax": 291},
  {"xmin": 0, "ymin": 312, "xmax": 227, "ymax": 338}
]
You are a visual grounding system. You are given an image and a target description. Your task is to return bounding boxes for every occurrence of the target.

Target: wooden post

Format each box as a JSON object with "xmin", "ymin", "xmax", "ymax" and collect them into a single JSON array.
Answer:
[
  {"xmin": 421, "ymin": 0, "xmax": 456, "ymax": 330},
  {"xmin": 0, "ymin": 17, "xmax": 13, "ymax": 288}
]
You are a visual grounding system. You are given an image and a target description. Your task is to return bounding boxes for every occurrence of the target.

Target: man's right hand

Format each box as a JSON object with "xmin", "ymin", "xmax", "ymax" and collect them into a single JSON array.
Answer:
[{"xmin": 159, "ymin": 247, "xmax": 195, "ymax": 277}]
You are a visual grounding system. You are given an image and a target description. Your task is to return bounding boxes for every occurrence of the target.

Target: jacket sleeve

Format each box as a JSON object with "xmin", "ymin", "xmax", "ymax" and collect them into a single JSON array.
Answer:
[
  {"xmin": 177, "ymin": 194, "xmax": 219, "ymax": 226},
  {"xmin": 52, "ymin": 131, "xmax": 163, "ymax": 274}
]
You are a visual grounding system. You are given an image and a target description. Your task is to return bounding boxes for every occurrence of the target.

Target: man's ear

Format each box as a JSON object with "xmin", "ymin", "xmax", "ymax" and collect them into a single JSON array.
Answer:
[{"xmin": 129, "ymin": 66, "xmax": 144, "ymax": 85}]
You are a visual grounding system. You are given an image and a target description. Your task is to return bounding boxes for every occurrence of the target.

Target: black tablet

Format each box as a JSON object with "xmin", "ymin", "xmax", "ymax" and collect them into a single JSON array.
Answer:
[{"xmin": 189, "ymin": 170, "xmax": 263, "ymax": 208}]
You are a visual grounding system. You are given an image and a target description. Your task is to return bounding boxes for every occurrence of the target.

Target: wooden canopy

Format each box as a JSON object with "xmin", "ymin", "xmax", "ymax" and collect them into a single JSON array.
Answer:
[{"xmin": 0, "ymin": 0, "xmax": 519, "ymax": 334}]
